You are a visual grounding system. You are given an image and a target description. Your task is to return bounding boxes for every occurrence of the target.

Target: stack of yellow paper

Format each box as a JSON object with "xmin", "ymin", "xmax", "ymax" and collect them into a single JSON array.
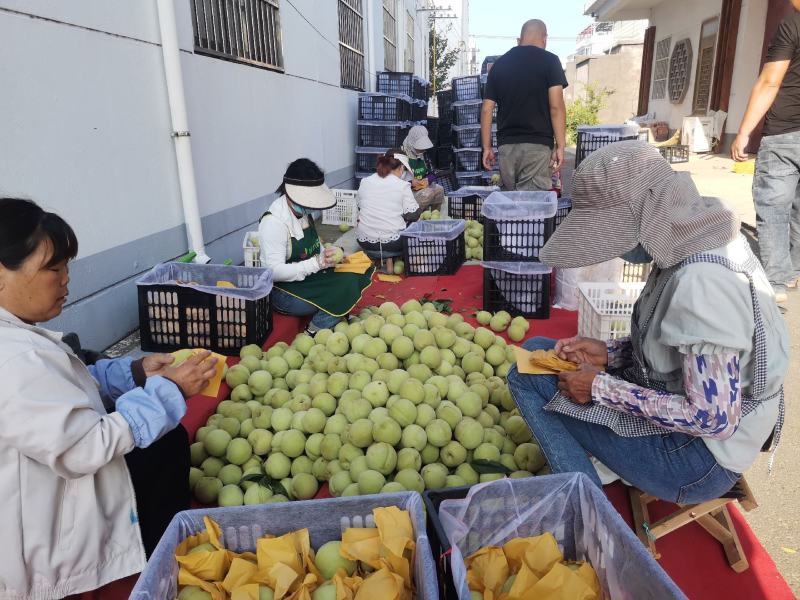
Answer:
[
  {"xmin": 173, "ymin": 507, "xmax": 418, "ymax": 600},
  {"xmin": 466, "ymin": 532, "xmax": 600, "ymax": 600},
  {"xmin": 512, "ymin": 347, "xmax": 579, "ymax": 376},
  {"xmin": 334, "ymin": 251, "xmax": 373, "ymax": 274},
  {"xmin": 170, "ymin": 348, "xmax": 226, "ymax": 397}
]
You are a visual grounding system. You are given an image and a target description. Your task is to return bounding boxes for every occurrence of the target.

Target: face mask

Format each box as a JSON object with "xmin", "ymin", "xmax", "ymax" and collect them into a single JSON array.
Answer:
[
  {"xmin": 289, "ymin": 199, "xmax": 312, "ymax": 218},
  {"xmin": 620, "ymin": 244, "xmax": 653, "ymax": 264}
]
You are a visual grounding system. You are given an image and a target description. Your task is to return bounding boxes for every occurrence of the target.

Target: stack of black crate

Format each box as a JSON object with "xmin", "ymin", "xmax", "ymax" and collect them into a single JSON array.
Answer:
[
  {"xmin": 355, "ymin": 72, "xmax": 430, "ymax": 186},
  {"xmin": 434, "ymin": 88, "xmax": 454, "ymax": 170},
  {"xmin": 450, "ymin": 75, "xmax": 498, "ymax": 188}
]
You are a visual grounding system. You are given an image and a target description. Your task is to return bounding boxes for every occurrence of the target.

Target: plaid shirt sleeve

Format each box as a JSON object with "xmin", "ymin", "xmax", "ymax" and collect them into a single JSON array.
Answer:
[{"xmin": 591, "ymin": 351, "xmax": 742, "ymax": 439}]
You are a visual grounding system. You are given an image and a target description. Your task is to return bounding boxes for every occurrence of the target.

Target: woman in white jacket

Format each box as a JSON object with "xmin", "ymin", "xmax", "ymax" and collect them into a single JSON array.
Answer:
[{"xmin": 0, "ymin": 198, "xmax": 217, "ymax": 599}]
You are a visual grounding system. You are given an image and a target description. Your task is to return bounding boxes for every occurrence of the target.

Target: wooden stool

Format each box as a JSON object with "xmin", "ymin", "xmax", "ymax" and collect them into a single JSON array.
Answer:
[{"xmin": 628, "ymin": 477, "xmax": 758, "ymax": 573}]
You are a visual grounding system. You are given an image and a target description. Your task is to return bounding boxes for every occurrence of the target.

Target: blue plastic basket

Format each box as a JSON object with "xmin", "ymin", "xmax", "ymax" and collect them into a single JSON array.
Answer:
[{"xmin": 131, "ymin": 492, "xmax": 439, "ymax": 600}]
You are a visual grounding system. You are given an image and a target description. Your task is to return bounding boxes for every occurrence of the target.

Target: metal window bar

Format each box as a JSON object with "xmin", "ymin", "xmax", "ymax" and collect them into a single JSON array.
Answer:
[
  {"xmin": 383, "ymin": 0, "xmax": 397, "ymax": 71},
  {"xmin": 405, "ymin": 11, "xmax": 414, "ymax": 73},
  {"xmin": 651, "ymin": 37, "xmax": 671, "ymax": 100},
  {"xmin": 338, "ymin": 0, "xmax": 365, "ymax": 90},
  {"xmin": 191, "ymin": 0, "xmax": 283, "ymax": 71}
]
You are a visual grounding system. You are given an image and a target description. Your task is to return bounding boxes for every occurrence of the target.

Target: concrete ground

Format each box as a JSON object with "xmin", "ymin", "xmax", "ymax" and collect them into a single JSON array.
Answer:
[{"xmin": 679, "ymin": 153, "xmax": 799, "ymax": 594}]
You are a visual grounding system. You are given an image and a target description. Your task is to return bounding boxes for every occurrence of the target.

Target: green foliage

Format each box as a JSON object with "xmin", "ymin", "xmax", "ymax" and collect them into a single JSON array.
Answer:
[
  {"xmin": 566, "ymin": 84, "xmax": 614, "ymax": 146},
  {"xmin": 428, "ymin": 21, "xmax": 460, "ymax": 96}
]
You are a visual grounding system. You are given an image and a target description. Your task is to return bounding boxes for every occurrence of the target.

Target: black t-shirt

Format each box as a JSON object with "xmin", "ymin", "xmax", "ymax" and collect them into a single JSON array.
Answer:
[
  {"xmin": 763, "ymin": 12, "xmax": 800, "ymax": 136},
  {"xmin": 483, "ymin": 46, "xmax": 568, "ymax": 148}
]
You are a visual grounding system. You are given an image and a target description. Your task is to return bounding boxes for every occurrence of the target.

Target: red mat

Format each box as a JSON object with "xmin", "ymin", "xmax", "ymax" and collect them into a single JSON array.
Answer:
[{"xmin": 83, "ymin": 266, "xmax": 793, "ymax": 599}]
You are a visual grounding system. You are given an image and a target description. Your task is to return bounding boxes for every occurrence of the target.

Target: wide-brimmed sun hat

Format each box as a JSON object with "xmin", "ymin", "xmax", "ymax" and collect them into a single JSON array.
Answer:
[{"xmin": 283, "ymin": 158, "xmax": 336, "ymax": 210}]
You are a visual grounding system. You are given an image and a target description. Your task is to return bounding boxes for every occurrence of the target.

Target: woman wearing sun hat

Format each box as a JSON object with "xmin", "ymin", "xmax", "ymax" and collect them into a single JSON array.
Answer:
[
  {"xmin": 507, "ymin": 141, "xmax": 788, "ymax": 504},
  {"xmin": 401, "ymin": 125, "xmax": 445, "ymax": 212},
  {"xmin": 259, "ymin": 158, "xmax": 375, "ymax": 333}
]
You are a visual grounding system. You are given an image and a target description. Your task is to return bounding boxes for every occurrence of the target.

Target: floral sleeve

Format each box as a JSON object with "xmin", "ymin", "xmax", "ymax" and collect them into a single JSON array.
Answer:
[
  {"xmin": 606, "ymin": 337, "xmax": 633, "ymax": 369},
  {"xmin": 591, "ymin": 351, "xmax": 742, "ymax": 439}
]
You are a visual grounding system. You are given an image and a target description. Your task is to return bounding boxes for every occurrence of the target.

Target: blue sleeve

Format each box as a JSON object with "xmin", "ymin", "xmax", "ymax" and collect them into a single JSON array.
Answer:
[
  {"xmin": 88, "ymin": 357, "xmax": 137, "ymax": 404},
  {"xmin": 116, "ymin": 375, "xmax": 187, "ymax": 448}
]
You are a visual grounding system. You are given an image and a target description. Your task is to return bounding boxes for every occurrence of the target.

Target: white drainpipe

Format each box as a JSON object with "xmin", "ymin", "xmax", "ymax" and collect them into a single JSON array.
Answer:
[
  {"xmin": 155, "ymin": 0, "xmax": 210, "ymax": 264},
  {"xmin": 364, "ymin": 0, "xmax": 376, "ymax": 91}
]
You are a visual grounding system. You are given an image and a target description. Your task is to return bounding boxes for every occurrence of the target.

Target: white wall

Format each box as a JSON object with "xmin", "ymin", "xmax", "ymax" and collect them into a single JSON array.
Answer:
[
  {"xmin": 0, "ymin": 0, "xmax": 429, "ymax": 349},
  {"xmin": 646, "ymin": 0, "xmax": 766, "ymax": 137},
  {"xmin": 726, "ymin": 0, "xmax": 768, "ymax": 133}
]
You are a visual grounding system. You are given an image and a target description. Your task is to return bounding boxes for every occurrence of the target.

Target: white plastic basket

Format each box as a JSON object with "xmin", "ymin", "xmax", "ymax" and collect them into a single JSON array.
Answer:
[
  {"xmin": 242, "ymin": 231, "xmax": 261, "ymax": 267},
  {"xmin": 322, "ymin": 189, "xmax": 359, "ymax": 227},
  {"xmin": 577, "ymin": 281, "xmax": 645, "ymax": 340}
]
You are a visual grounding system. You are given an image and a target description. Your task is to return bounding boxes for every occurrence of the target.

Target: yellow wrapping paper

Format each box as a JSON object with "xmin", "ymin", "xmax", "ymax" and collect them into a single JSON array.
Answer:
[
  {"xmin": 528, "ymin": 349, "xmax": 579, "ymax": 373},
  {"xmin": 176, "ymin": 517, "xmax": 231, "ymax": 584},
  {"xmin": 222, "ymin": 557, "xmax": 259, "ymax": 593},
  {"xmin": 465, "ymin": 546, "xmax": 509, "ymax": 599},
  {"xmin": 503, "ymin": 533, "xmax": 562, "ymax": 578},
  {"xmin": 332, "ymin": 572, "xmax": 364, "ymax": 600},
  {"xmin": 374, "ymin": 507, "xmax": 415, "ymax": 559},
  {"xmin": 353, "ymin": 568, "xmax": 405, "ymax": 600},
  {"xmin": 512, "ymin": 346, "xmax": 561, "ymax": 375},
  {"xmin": 506, "ymin": 563, "xmax": 541, "ymax": 599},
  {"xmin": 377, "ymin": 274, "xmax": 403, "ymax": 283},
  {"xmin": 527, "ymin": 562, "xmax": 598, "ymax": 600},
  {"xmin": 340, "ymin": 528, "xmax": 382, "ymax": 569},
  {"xmin": 170, "ymin": 348, "xmax": 226, "ymax": 396},
  {"xmin": 230, "ymin": 583, "xmax": 274, "ymax": 600},
  {"xmin": 334, "ymin": 251, "xmax": 373, "ymax": 274}
]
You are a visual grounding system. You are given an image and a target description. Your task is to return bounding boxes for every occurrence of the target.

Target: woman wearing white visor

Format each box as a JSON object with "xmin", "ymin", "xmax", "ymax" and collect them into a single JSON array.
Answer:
[
  {"xmin": 401, "ymin": 125, "xmax": 445, "ymax": 212},
  {"xmin": 259, "ymin": 159, "xmax": 375, "ymax": 333}
]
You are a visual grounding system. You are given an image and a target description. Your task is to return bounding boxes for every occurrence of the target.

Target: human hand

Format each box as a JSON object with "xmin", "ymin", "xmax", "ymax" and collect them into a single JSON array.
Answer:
[
  {"xmin": 554, "ymin": 336, "xmax": 608, "ymax": 367},
  {"xmin": 731, "ymin": 134, "xmax": 750, "ymax": 162},
  {"xmin": 142, "ymin": 354, "xmax": 175, "ymax": 377},
  {"xmin": 483, "ymin": 148, "xmax": 496, "ymax": 170},
  {"xmin": 550, "ymin": 146, "xmax": 564, "ymax": 171},
  {"xmin": 317, "ymin": 247, "xmax": 338, "ymax": 269},
  {"xmin": 557, "ymin": 364, "xmax": 602, "ymax": 404},
  {"xmin": 412, "ymin": 178, "xmax": 428, "ymax": 191},
  {"xmin": 163, "ymin": 350, "xmax": 218, "ymax": 397}
]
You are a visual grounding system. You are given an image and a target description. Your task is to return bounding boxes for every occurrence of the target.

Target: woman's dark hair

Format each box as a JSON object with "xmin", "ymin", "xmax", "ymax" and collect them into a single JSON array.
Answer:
[
  {"xmin": 376, "ymin": 148, "xmax": 404, "ymax": 177},
  {"xmin": 0, "ymin": 198, "xmax": 78, "ymax": 270},
  {"xmin": 275, "ymin": 158, "xmax": 325, "ymax": 197}
]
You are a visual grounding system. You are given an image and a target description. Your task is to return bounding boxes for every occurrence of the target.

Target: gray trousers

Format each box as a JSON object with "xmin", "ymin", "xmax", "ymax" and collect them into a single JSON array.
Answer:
[
  {"xmin": 753, "ymin": 131, "xmax": 800, "ymax": 292},
  {"xmin": 498, "ymin": 143, "xmax": 553, "ymax": 191}
]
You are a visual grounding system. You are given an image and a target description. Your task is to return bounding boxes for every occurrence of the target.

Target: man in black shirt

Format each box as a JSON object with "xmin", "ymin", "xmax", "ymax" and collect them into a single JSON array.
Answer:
[
  {"xmin": 733, "ymin": 4, "xmax": 800, "ymax": 303},
  {"xmin": 481, "ymin": 19, "xmax": 568, "ymax": 191}
]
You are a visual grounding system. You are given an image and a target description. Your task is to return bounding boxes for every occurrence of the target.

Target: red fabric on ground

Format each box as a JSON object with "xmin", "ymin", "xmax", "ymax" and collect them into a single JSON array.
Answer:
[{"xmin": 84, "ymin": 266, "xmax": 792, "ymax": 599}]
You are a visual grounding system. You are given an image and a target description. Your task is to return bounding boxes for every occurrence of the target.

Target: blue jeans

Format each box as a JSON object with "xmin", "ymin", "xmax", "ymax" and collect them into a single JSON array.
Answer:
[
  {"xmin": 270, "ymin": 288, "xmax": 342, "ymax": 330},
  {"xmin": 506, "ymin": 337, "xmax": 741, "ymax": 503},
  {"xmin": 753, "ymin": 131, "xmax": 800, "ymax": 292}
]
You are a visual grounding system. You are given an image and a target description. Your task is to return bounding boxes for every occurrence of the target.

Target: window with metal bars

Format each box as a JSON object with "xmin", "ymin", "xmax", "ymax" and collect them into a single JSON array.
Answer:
[
  {"xmin": 383, "ymin": 0, "xmax": 397, "ymax": 72},
  {"xmin": 692, "ymin": 17, "xmax": 719, "ymax": 114},
  {"xmin": 338, "ymin": 0, "xmax": 365, "ymax": 90},
  {"xmin": 404, "ymin": 11, "xmax": 414, "ymax": 73},
  {"xmin": 191, "ymin": 0, "xmax": 283, "ymax": 71},
  {"xmin": 651, "ymin": 37, "xmax": 671, "ymax": 100}
]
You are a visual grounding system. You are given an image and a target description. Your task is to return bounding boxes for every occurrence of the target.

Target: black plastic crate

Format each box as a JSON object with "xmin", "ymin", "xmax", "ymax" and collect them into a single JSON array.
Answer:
[
  {"xmin": 423, "ymin": 486, "xmax": 471, "ymax": 600},
  {"xmin": 355, "ymin": 147, "xmax": 386, "ymax": 172},
  {"xmin": 376, "ymin": 71, "xmax": 414, "ymax": 96},
  {"xmin": 483, "ymin": 216, "xmax": 555, "ymax": 261},
  {"xmin": 452, "ymin": 100, "xmax": 481, "ymax": 125},
  {"xmin": 483, "ymin": 263, "xmax": 552, "ymax": 319},
  {"xmin": 432, "ymin": 169, "xmax": 457, "ymax": 194},
  {"xmin": 456, "ymin": 174, "xmax": 483, "ymax": 187},
  {"xmin": 657, "ymin": 144, "xmax": 689, "ymax": 164},
  {"xmin": 413, "ymin": 76, "xmax": 431, "ymax": 101},
  {"xmin": 401, "ymin": 221, "xmax": 466, "ymax": 276},
  {"xmin": 437, "ymin": 123, "xmax": 453, "ymax": 145},
  {"xmin": 452, "ymin": 124, "xmax": 496, "ymax": 149},
  {"xmin": 436, "ymin": 89, "xmax": 453, "ymax": 121},
  {"xmin": 412, "ymin": 100, "xmax": 427, "ymax": 121},
  {"xmin": 357, "ymin": 122, "xmax": 411, "ymax": 148},
  {"xmin": 358, "ymin": 93, "xmax": 412, "ymax": 121},
  {"xmin": 453, "ymin": 148, "xmax": 482, "ymax": 172},
  {"xmin": 575, "ymin": 126, "xmax": 639, "ymax": 168},
  {"xmin": 555, "ymin": 198, "xmax": 572, "ymax": 228},
  {"xmin": 452, "ymin": 75, "xmax": 482, "ymax": 101},
  {"xmin": 137, "ymin": 264, "xmax": 273, "ymax": 354},
  {"xmin": 447, "ymin": 187, "xmax": 496, "ymax": 222},
  {"xmin": 435, "ymin": 146, "xmax": 453, "ymax": 169}
]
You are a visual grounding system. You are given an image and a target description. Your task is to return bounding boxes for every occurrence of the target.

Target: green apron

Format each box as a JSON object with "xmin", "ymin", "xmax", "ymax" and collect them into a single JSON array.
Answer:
[
  {"xmin": 409, "ymin": 157, "xmax": 428, "ymax": 180},
  {"xmin": 264, "ymin": 212, "xmax": 375, "ymax": 317}
]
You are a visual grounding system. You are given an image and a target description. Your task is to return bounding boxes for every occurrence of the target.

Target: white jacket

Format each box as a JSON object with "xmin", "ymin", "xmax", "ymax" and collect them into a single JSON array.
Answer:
[
  {"xmin": 0, "ymin": 307, "xmax": 147, "ymax": 599},
  {"xmin": 258, "ymin": 196, "xmax": 323, "ymax": 282}
]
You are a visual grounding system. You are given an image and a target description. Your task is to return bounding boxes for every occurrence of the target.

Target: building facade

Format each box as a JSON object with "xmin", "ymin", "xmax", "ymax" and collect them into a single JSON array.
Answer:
[
  {"xmin": 566, "ymin": 20, "xmax": 648, "ymax": 123},
  {"xmin": 0, "ymin": 0, "xmax": 430, "ymax": 350},
  {"xmin": 585, "ymin": 0, "xmax": 794, "ymax": 151}
]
